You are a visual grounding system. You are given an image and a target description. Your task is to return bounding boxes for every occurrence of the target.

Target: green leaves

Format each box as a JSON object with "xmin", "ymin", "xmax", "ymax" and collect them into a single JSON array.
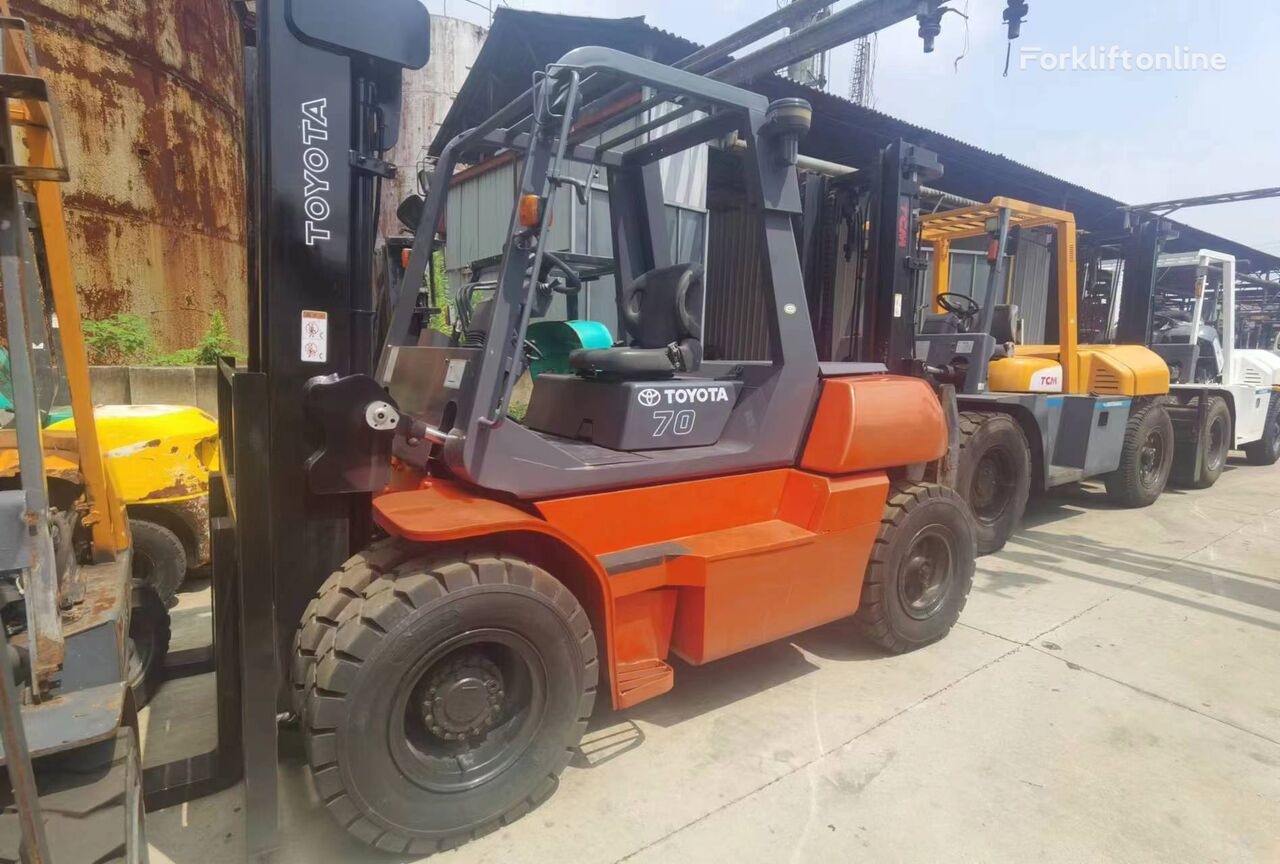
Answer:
[{"xmin": 83, "ymin": 311, "xmax": 244, "ymax": 366}]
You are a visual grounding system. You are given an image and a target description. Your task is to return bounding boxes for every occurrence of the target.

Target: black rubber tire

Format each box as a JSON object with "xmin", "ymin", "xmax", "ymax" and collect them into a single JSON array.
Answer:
[
  {"xmin": 1243, "ymin": 392, "xmax": 1280, "ymax": 466},
  {"xmin": 855, "ymin": 482, "xmax": 977, "ymax": 654},
  {"xmin": 954, "ymin": 411, "xmax": 1031, "ymax": 555},
  {"xmin": 128, "ymin": 584, "xmax": 171, "ymax": 710},
  {"xmin": 290, "ymin": 536, "xmax": 420, "ymax": 718},
  {"xmin": 129, "ymin": 519, "xmax": 187, "ymax": 607},
  {"xmin": 0, "ymin": 727, "xmax": 147, "ymax": 864},
  {"xmin": 1104, "ymin": 401, "xmax": 1175, "ymax": 507},
  {"xmin": 1188, "ymin": 395, "xmax": 1232, "ymax": 489},
  {"xmin": 299, "ymin": 551, "xmax": 598, "ymax": 855}
]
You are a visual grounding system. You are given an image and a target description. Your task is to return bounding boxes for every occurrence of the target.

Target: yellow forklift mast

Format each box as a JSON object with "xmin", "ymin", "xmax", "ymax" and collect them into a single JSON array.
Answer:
[{"xmin": 921, "ymin": 197, "xmax": 1169, "ymax": 398}]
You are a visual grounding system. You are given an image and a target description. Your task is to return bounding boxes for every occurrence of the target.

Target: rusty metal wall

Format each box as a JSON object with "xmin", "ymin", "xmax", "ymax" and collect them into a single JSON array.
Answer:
[{"xmin": 14, "ymin": 0, "xmax": 246, "ymax": 350}]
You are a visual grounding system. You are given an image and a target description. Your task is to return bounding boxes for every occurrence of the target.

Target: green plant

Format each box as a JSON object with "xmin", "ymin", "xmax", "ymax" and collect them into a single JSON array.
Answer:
[
  {"xmin": 82, "ymin": 313, "xmax": 156, "ymax": 365},
  {"xmin": 155, "ymin": 311, "xmax": 243, "ymax": 366},
  {"xmin": 429, "ymin": 250, "xmax": 451, "ymax": 335}
]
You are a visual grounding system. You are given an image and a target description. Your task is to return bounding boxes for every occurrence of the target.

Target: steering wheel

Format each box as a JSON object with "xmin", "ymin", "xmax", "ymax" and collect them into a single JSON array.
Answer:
[
  {"xmin": 1152, "ymin": 310, "xmax": 1181, "ymax": 331},
  {"xmin": 539, "ymin": 251, "xmax": 582, "ymax": 295},
  {"xmin": 937, "ymin": 292, "xmax": 981, "ymax": 323}
]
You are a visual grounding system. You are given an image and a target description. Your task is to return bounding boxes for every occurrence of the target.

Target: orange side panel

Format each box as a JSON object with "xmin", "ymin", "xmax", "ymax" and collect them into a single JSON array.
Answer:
[
  {"xmin": 670, "ymin": 525, "xmax": 881, "ymax": 665},
  {"xmin": 800, "ymin": 375, "xmax": 947, "ymax": 475},
  {"xmin": 669, "ymin": 471, "xmax": 888, "ymax": 665},
  {"xmin": 535, "ymin": 470, "xmax": 792, "ymax": 556}
]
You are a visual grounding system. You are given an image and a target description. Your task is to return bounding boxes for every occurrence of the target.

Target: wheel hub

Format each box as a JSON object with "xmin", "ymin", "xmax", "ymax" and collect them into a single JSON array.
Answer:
[
  {"xmin": 1140, "ymin": 428, "xmax": 1165, "ymax": 485},
  {"xmin": 899, "ymin": 527, "xmax": 955, "ymax": 620},
  {"xmin": 1207, "ymin": 416, "xmax": 1227, "ymax": 470},
  {"xmin": 420, "ymin": 652, "xmax": 505, "ymax": 741},
  {"xmin": 970, "ymin": 447, "xmax": 1014, "ymax": 523}
]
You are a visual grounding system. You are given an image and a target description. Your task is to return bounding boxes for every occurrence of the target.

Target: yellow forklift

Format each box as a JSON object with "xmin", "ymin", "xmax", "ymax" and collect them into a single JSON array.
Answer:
[
  {"xmin": 0, "ymin": 14, "xmax": 149, "ymax": 861},
  {"xmin": 915, "ymin": 198, "xmax": 1174, "ymax": 553}
]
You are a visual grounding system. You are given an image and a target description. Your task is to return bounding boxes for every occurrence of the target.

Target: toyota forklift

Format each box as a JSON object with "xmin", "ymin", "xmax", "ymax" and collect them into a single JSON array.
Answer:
[
  {"xmin": 911, "ymin": 198, "xmax": 1174, "ymax": 553},
  {"xmin": 176, "ymin": 0, "xmax": 1005, "ymax": 857}
]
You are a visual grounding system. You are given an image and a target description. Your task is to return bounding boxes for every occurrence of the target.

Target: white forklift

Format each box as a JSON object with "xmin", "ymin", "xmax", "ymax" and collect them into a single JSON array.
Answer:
[
  {"xmin": 1149, "ymin": 249, "xmax": 1280, "ymax": 483},
  {"xmin": 1086, "ymin": 237, "xmax": 1280, "ymax": 488}
]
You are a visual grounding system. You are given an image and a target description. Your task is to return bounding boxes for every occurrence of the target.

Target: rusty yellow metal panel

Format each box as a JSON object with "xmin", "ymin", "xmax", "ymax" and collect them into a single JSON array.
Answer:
[
  {"xmin": 12, "ymin": 0, "xmax": 247, "ymax": 349},
  {"xmin": 47, "ymin": 405, "xmax": 218, "ymax": 504}
]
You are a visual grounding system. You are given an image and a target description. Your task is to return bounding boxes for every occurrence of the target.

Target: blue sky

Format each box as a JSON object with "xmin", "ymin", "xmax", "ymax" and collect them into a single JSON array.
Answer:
[{"xmin": 427, "ymin": 1, "xmax": 1278, "ymax": 261}]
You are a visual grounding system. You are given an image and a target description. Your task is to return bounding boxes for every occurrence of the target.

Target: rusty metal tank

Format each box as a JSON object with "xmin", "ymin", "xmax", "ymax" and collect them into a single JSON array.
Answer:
[
  {"xmin": 378, "ymin": 14, "xmax": 487, "ymax": 241},
  {"xmin": 14, "ymin": 0, "xmax": 246, "ymax": 350}
]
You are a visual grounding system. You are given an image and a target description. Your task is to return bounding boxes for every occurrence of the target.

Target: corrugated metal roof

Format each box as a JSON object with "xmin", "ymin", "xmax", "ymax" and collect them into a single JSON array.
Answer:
[{"xmin": 430, "ymin": 9, "xmax": 1279, "ymax": 272}]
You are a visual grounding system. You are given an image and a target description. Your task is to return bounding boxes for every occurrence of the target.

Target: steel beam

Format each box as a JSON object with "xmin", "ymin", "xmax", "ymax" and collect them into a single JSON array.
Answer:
[
  {"xmin": 1122, "ymin": 186, "xmax": 1280, "ymax": 216},
  {"xmin": 713, "ymin": 0, "xmax": 941, "ymax": 85}
]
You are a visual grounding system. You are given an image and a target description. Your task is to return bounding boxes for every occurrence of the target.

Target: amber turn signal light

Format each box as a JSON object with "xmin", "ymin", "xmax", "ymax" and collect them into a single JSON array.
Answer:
[
  {"xmin": 401, "ymin": 248, "xmax": 412, "ymax": 269},
  {"xmin": 518, "ymin": 194, "xmax": 543, "ymax": 227}
]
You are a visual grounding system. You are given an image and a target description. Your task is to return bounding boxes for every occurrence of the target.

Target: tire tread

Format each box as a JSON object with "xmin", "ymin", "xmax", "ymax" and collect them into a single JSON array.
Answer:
[
  {"xmin": 854, "ymin": 481, "xmax": 976, "ymax": 654},
  {"xmin": 298, "ymin": 550, "xmax": 597, "ymax": 853}
]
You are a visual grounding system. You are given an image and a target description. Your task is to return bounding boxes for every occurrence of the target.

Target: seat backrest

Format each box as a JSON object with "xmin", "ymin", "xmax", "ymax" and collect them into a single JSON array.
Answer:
[
  {"xmin": 991, "ymin": 304, "xmax": 1019, "ymax": 344},
  {"xmin": 921, "ymin": 312, "xmax": 959, "ymax": 335},
  {"xmin": 622, "ymin": 263, "xmax": 703, "ymax": 350}
]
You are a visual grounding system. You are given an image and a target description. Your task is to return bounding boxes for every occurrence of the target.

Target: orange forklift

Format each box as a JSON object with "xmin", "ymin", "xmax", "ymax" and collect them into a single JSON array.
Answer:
[{"xmin": 143, "ymin": 0, "xmax": 1034, "ymax": 858}]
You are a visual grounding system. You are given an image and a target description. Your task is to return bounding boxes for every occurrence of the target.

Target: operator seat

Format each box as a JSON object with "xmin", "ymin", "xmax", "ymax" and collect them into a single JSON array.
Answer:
[
  {"xmin": 569, "ymin": 263, "xmax": 704, "ymax": 378},
  {"xmin": 991, "ymin": 304, "xmax": 1018, "ymax": 343},
  {"xmin": 921, "ymin": 312, "xmax": 961, "ymax": 335},
  {"xmin": 989, "ymin": 304, "xmax": 1018, "ymax": 359}
]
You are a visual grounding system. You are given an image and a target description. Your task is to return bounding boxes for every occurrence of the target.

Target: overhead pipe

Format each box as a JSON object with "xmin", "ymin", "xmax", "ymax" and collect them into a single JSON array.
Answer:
[{"xmin": 512, "ymin": 0, "xmax": 939, "ymax": 148}]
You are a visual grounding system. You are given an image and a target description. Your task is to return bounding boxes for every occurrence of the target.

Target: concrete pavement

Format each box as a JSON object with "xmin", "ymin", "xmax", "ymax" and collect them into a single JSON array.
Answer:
[{"xmin": 144, "ymin": 458, "xmax": 1280, "ymax": 863}]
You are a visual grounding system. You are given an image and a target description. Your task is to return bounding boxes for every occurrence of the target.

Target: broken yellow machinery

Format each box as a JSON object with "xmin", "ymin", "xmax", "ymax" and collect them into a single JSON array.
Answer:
[{"xmin": 914, "ymin": 197, "xmax": 1174, "ymax": 553}]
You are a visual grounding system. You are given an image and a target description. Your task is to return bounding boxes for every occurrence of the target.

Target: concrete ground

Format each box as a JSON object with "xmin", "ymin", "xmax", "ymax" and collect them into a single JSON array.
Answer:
[{"xmin": 143, "ymin": 459, "xmax": 1280, "ymax": 863}]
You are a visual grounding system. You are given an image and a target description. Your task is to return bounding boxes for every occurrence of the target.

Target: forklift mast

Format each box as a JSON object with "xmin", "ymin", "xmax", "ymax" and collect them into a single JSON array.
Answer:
[
  {"xmin": 192, "ymin": 0, "xmax": 430, "ymax": 852},
  {"xmin": 236, "ymin": 0, "xmax": 428, "ymax": 661},
  {"xmin": 866, "ymin": 140, "xmax": 942, "ymax": 372},
  {"xmin": 1109, "ymin": 215, "xmax": 1168, "ymax": 347}
]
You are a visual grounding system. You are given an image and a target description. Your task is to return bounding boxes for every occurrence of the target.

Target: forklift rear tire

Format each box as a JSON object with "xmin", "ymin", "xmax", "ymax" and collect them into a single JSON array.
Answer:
[
  {"xmin": 1243, "ymin": 394, "xmax": 1280, "ymax": 466},
  {"xmin": 1187, "ymin": 396, "xmax": 1232, "ymax": 488},
  {"xmin": 1104, "ymin": 402, "xmax": 1174, "ymax": 507},
  {"xmin": 955, "ymin": 411, "xmax": 1031, "ymax": 554},
  {"xmin": 855, "ymin": 482, "xmax": 976, "ymax": 653},
  {"xmin": 300, "ymin": 551, "xmax": 597, "ymax": 854}
]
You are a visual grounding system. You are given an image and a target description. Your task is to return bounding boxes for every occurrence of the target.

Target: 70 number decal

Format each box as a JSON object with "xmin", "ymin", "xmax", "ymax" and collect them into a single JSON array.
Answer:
[{"xmin": 653, "ymin": 410, "xmax": 696, "ymax": 436}]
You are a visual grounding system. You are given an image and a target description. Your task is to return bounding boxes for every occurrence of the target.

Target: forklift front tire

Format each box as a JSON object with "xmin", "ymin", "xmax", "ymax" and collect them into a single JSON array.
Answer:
[
  {"xmin": 1243, "ymin": 394, "xmax": 1280, "ymax": 466},
  {"xmin": 301, "ymin": 551, "xmax": 597, "ymax": 855},
  {"xmin": 855, "ymin": 482, "xmax": 976, "ymax": 654},
  {"xmin": 127, "ymin": 583, "xmax": 171, "ymax": 710},
  {"xmin": 955, "ymin": 411, "xmax": 1031, "ymax": 555},
  {"xmin": 129, "ymin": 518, "xmax": 187, "ymax": 607},
  {"xmin": 1104, "ymin": 402, "xmax": 1174, "ymax": 507},
  {"xmin": 0, "ymin": 725, "xmax": 146, "ymax": 864}
]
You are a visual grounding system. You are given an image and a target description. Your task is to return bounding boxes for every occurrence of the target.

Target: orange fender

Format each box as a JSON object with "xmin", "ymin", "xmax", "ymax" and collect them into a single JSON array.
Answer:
[{"xmin": 372, "ymin": 480, "xmax": 622, "ymax": 706}]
